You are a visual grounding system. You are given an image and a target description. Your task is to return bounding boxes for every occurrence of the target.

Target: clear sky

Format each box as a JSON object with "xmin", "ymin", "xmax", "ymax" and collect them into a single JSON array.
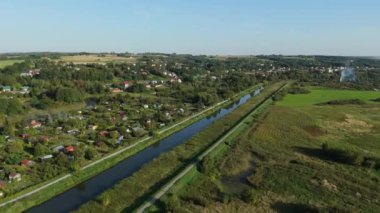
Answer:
[{"xmin": 1, "ymin": 0, "xmax": 379, "ymax": 56}]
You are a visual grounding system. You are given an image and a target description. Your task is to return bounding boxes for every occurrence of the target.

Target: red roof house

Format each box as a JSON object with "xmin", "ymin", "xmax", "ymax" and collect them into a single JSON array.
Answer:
[
  {"xmin": 123, "ymin": 81, "xmax": 130, "ymax": 89},
  {"xmin": 99, "ymin": 131, "xmax": 109, "ymax": 137},
  {"xmin": 65, "ymin": 145, "xmax": 75, "ymax": 153},
  {"xmin": 30, "ymin": 120, "xmax": 42, "ymax": 128},
  {"xmin": 20, "ymin": 159, "xmax": 34, "ymax": 167}
]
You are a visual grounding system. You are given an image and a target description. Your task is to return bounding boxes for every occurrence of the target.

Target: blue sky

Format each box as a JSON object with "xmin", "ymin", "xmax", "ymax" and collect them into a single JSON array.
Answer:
[{"xmin": 1, "ymin": 0, "xmax": 379, "ymax": 55}]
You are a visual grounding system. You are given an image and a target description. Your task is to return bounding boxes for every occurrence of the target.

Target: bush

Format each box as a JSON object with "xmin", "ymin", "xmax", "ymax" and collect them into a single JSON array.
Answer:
[
  {"xmin": 99, "ymin": 193, "xmax": 111, "ymax": 207},
  {"xmin": 287, "ymin": 86, "xmax": 310, "ymax": 94},
  {"xmin": 247, "ymin": 165, "xmax": 265, "ymax": 188},
  {"xmin": 85, "ymin": 147, "xmax": 98, "ymax": 160},
  {"xmin": 242, "ymin": 188, "xmax": 259, "ymax": 204},
  {"xmin": 198, "ymin": 156, "xmax": 220, "ymax": 179},
  {"xmin": 163, "ymin": 194, "xmax": 181, "ymax": 212},
  {"xmin": 316, "ymin": 99, "xmax": 365, "ymax": 106}
]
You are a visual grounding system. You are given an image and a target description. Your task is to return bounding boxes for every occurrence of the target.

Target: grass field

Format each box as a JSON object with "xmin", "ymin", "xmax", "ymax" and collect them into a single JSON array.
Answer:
[
  {"xmin": 0, "ymin": 59, "xmax": 24, "ymax": 68},
  {"xmin": 160, "ymin": 88, "xmax": 380, "ymax": 212},
  {"xmin": 279, "ymin": 88, "xmax": 380, "ymax": 107},
  {"xmin": 58, "ymin": 54, "xmax": 137, "ymax": 64}
]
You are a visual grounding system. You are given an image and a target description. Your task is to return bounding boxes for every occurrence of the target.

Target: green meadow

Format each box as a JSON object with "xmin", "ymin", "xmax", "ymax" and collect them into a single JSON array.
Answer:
[
  {"xmin": 279, "ymin": 88, "xmax": 380, "ymax": 107},
  {"xmin": 157, "ymin": 87, "xmax": 380, "ymax": 212}
]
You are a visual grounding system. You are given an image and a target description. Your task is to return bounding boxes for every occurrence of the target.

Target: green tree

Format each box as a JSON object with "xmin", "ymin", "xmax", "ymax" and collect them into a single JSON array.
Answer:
[
  {"xmin": 4, "ymin": 119, "xmax": 16, "ymax": 136},
  {"xmin": 34, "ymin": 143, "xmax": 49, "ymax": 156},
  {"xmin": 85, "ymin": 147, "xmax": 98, "ymax": 160},
  {"xmin": 5, "ymin": 141, "xmax": 23, "ymax": 154},
  {"xmin": 163, "ymin": 194, "xmax": 181, "ymax": 212}
]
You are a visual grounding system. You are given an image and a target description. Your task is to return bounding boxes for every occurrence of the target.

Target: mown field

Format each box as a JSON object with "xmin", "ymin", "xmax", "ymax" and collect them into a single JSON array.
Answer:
[
  {"xmin": 0, "ymin": 59, "xmax": 24, "ymax": 68},
  {"xmin": 58, "ymin": 54, "xmax": 137, "ymax": 64},
  {"xmin": 158, "ymin": 88, "xmax": 380, "ymax": 212},
  {"xmin": 279, "ymin": 88, "xmax": 380, "ymax": 107}
]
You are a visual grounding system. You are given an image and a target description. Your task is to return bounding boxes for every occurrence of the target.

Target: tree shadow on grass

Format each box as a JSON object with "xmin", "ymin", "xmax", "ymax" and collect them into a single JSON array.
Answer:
[
  {"xmin": 271, "ymin": 202, "xmax": 319, "ymax": 213},
  {"xmin": 293, "ymin": 146, "xmax": 356, "ymax": 166}
]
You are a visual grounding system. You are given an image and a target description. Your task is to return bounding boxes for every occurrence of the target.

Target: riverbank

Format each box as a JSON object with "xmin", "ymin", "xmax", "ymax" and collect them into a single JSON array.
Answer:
[
  {"xmin": 0, "ymin": 83, "xmax": 263, "ymax": 213},
  {"xmin": 74, "ymin": 82, "xmax": 286, "ymax": 213}
]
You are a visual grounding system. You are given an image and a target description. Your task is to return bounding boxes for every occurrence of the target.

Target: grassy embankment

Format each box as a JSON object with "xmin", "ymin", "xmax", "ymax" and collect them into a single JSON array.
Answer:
[
  {"xmin": 0, "ymin": 84, "xmax": 262, "ymax": 213},
  {"xmin": 160, "ymin": 88, "xmax": 380, "ymax": 212},
  {"xmin": 74, "ymin": 82, "xmax": 286, "ymax": 213}
]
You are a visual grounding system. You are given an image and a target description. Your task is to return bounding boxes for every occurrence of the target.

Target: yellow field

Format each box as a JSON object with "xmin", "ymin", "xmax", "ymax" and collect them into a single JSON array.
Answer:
[{"xmin": 59, "ymin": 54, "xmax": 137, "ymax": 64}]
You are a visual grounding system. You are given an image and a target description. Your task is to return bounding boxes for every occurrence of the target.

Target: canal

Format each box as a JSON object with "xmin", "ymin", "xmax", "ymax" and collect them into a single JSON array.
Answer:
[{"xmin": 28, "ymin": 88, "xmax": 262, "ymax": 213}]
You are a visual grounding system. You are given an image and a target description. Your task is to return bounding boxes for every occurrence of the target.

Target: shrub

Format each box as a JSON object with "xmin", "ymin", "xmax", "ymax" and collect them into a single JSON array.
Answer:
[
  {"xmin": 242, "ymin": 188, "xmax": 259, "ymax": 204},
  {"xmin": 316, "ymin": 99, "xmax": 365, "ymax": 106},
  {"xmin": 163, "ymin": 194, "xmax": 181, "ymax": 212},
  {"xmin": 99, "ymin": 193, "xmax": 111, "ymax": 207},
  {"xmin": 247, "ymin": 165, "xmax": 265, "ymax": 188},
  {"xmin": 287, "ymin": 86, "xmax": 310, "ymax": 94},
  {"xmin": 198, "ymin": 156, "xmax": 220, "ymax": 179}
]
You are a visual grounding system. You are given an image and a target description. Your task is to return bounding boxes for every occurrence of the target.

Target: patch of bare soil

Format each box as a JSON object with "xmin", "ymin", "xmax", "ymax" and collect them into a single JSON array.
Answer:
[
  {"xmin": 323, "ymin": 114, "xmax": 373, "ymax": 134},
  {"xmin": 303, "ymin": 125, "xmax": 326, "ymax": 137}
]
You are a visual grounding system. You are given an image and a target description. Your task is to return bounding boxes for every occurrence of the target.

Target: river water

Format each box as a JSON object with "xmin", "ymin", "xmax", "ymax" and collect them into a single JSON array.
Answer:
[{"xmin": 27, "ymin": 88, "xmax": 262, "ymax": 213}]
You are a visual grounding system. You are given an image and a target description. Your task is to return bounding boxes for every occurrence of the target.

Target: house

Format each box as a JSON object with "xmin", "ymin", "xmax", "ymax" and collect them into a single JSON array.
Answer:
[
  {"xmin": 65, "ymin": 145, "xmax": 75, "ymax": 153},
  {"xmin": 123, "ymin": 81, "xmax": 130, "ymax": 89},
  {"xmin": 8, "ymin": 173, "xmax": 21, "ymax": 182},
  {"xmin": 95, "ymin": 141, "xmax": 106, "ymax": 147},
  {"xmin": 87, "ymin": 125, "xmax": 98, "ymax": 131},
  {"xmin": 112, "ymin": 88, "xmax": 122, "ymax": 93},
  {"xmin": 56, "ymin": 126, "xmax": 63, "ymax": 131},
  {"xmin": 116, "ymin": 136, "xmax": 124, "ymax": 144},
  {"xmin": 0, "ymin": 191, "xmax": 3, "ymax": 198},
  {"xmin": 0, "ymin": 180, "xmax": 6, "ymax": 189},
  {"xmin": 38, "ymin": 154, "xmax": 53, "ymax": 161},
  {"xmin": 144, "ymin": 119, "xmax": 152, "ymax": 128},
  {"xmin": 1, "ymin": 86, "xmax": 11, "ymax": 92},
  {"xmin": 143, "ymin": 104, "xmax": 149, "ymax": 109},
  {"xmin": 20, "ymin": 159, "xmax": 34, "ymax": 167},
  {"xmin": 20, "ymin": 69, "xmax": 40, "ymax": 77},
  {"xmin": 67, "ymin": 129, "xmax": 80, "ymax": 135},
  {"xmin": 20, "ymin": 133, "xmax": 29, "ymax": 140},
  {"xmin": 30, "ymin": 120, "xmax": 42, "ymax": 129},
  {"xmin": 52, "ymin": 145, "xmax": 64, "ymax": 153},
  {"xmin": 20, "ymin": 86, "xmax": 30, "ymax": 94},
  {"xmin": 99, "ymin": 131, "xmax": 109, "ymax": 137}
]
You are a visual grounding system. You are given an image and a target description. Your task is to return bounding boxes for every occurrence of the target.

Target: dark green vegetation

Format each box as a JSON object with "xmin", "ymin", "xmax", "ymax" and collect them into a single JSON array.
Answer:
[
  {"xmin": 75, "ymin": 82, "xmax": 285, "ymax": 212},
  {"xmin": 316, "ymin": 99, "xmax": 365, "ymax": 105},
  {"xmin": 155, "ymin": 88, "xmax": 380, "ymax": 212}
]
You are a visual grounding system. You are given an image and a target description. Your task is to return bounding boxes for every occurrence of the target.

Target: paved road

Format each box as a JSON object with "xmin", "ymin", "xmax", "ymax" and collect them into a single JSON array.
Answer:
[{"xmin": 0, "ymin": 99, "xmax": 230, "ymax": 208}]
